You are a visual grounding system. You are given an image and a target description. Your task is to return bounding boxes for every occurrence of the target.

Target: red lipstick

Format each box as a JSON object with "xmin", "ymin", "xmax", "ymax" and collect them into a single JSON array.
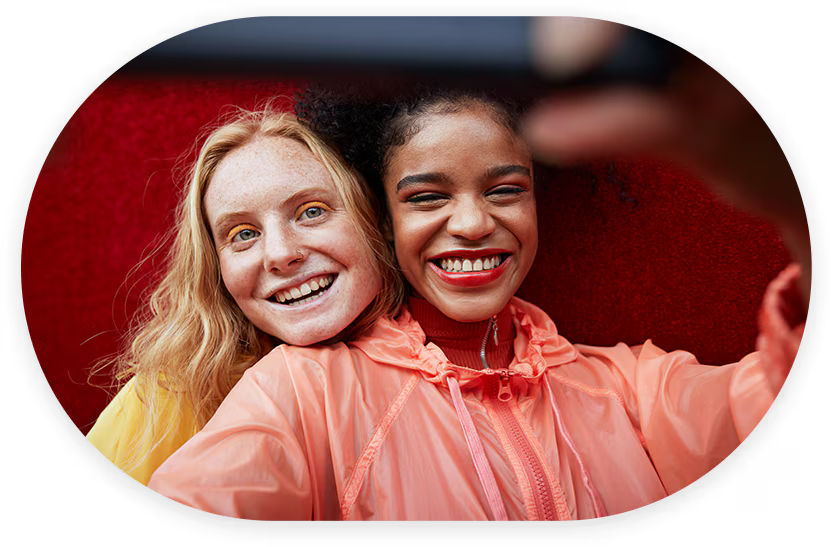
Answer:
[
  {"xmin": 429, "ymin": 254, "xmax": 512, "ymax": 288},
  {"xmin": 430, "ymin": 248, "xmax": 509, "ymax": 260}
]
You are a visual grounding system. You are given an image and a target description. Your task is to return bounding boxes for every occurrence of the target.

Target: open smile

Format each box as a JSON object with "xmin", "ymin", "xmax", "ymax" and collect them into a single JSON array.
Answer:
[
  {"xmin": 434, "ymin": 253, "xmax": 508, "ymax": 273},
  {"xmin": 428, "ymin": 252, "xmax": 512, "ymax": 288},
  {"xmin": 269, "ymin": 274, "xmax": 337, "ymax": 307}
]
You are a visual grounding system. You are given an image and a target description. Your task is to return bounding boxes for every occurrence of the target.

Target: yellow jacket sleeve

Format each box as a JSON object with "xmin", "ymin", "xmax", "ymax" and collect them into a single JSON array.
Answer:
[{"xmin": 86, "ymin": 377, "xmax": 197, "ymax": 485}]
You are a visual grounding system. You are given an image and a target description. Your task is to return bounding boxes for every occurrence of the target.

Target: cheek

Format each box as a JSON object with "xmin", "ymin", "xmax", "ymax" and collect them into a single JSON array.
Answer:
[
  {"xmin": 338, "ymin": 239, "xmax": 385, "ymax": 309},
  {"xmin": 333, "ymin": 222, "xmax": 382, "ymax": 277},
  {"xmin": 498, "ymin": 201, "xmax": 538, "ymax": 272},
  {"xmin": 524, "ymin": 204, "xmax": 539, "ymax": 247},
  {"xmin": 518, "ymin": 204, "xmax": 539, "ymax": 271},
  {"xmin": 218, "ymin": 254, "xmax": 253, "ymax": 299},
  {"xmin": 510, "ymin": 197, "xmax": 538, "ymax": 245},
  {"xmin": 392, "ymin": 211, "xmax": 439, "ymax": 264}
]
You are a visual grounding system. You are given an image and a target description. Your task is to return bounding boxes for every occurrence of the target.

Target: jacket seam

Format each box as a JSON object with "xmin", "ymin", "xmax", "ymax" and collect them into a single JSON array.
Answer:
[
  {"xmin": 340, "ymin": 371, "xmax": 421, "ymax": 520},
  {"xmin": 547, "ymin": 373, "xmax": 636, "ymax": 454},
  {"xmin": 547, "ymin": 373, "xmax": 626, "ymax": 406}
]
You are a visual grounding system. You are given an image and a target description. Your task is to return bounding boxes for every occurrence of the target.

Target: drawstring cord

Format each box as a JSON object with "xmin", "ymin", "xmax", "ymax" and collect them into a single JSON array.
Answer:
[
  {"xmin": 446, "ymin": 374, "xmax": 509, "ymax": 521},
  {"xmin": 543, "ymin": 376, "xmax": 608, "ymax": 518},
  {"xmin": 446, "ymin": 313, "xmax": 605, "ymax": 521}
]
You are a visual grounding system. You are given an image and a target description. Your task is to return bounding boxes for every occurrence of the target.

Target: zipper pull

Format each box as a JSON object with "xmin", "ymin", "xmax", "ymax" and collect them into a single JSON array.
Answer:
[{"xmin": 497, "ymin": 371, "xmax": 513, "ymax": 402}]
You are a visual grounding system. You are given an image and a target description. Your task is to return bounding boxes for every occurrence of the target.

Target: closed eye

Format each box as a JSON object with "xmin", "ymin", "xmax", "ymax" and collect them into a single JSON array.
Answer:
[
  {"xmin": 486, "ymin": 185, "xmax": 527, "ymax": 201},
  {"xmin": 488, "ymin": 186, "xmax": 525, "ymax": 196},
  {"xmin": 405, "ymin": 192, "xmax": 449, "ymax": 205}
]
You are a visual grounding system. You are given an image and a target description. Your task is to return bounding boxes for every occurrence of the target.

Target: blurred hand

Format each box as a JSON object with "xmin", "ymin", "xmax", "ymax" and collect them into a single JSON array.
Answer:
[
  {"xmin": 525, "ymin": 17, "xmax": 810, "ymax": 306},
  {"xmin": 17, "ymin": 456, "xmax": 76, "ymax": 522}
]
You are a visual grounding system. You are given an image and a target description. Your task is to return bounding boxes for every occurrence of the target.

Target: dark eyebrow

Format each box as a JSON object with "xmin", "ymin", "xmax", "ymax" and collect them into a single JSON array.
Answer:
[
  {"xmin": 396, "ymin": 172, "xmax": 449, "ymax": 192},
  {"xmin": 486, "ymin": 165, "xmax": 531, "ymax": 180},
  {"xmin": 395, "ymin": 165, "xmax": 529, "ymax": 193}
]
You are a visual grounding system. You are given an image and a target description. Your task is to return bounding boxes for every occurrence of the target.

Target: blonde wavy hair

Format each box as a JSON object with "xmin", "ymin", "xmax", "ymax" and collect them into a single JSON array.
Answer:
[{"xmin": 102, "ymin": 107, "xmax": 404, "ymax": 471}]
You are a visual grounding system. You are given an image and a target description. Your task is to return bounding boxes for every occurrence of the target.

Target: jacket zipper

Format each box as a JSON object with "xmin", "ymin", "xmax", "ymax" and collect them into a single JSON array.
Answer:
[
  {"xmin": 479, "ymin": 316, "xmax": 559, "ymax": 519},
  {"xmin": 489, "ymin": 369, "xmax": 559, "ymax": 520},
  {"xmin": 479, "ymin": 316, "xmax": 498, "ymax": 369}
]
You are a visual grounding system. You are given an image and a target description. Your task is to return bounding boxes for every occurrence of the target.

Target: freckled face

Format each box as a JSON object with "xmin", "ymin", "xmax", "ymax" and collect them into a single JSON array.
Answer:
[
  {"xmin": 203, "ymin": 136, "xmax": 382, "ymax": 345},
  {"xmin": 384, "ymin": 106, "xmax": 538, "ymax": 322}
]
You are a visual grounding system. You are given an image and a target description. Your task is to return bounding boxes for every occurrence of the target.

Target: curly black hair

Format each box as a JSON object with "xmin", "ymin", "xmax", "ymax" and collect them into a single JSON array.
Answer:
[
  {"xmin": 295, "ymin": 82, "xmax": 637, "ymax": 214},
  {"xmin": 294, "ymin": 82, "xmax": 532, "ymax": 209}
]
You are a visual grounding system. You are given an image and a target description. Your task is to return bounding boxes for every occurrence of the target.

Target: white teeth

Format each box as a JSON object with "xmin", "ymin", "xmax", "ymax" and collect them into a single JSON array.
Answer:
[
  {"xmin": 438, "ymin": 255, "xmax": 504, "ymax": 272},
  {"xmin": 276, "ymin": 274, "xmax": 334, "ymax": 305}
]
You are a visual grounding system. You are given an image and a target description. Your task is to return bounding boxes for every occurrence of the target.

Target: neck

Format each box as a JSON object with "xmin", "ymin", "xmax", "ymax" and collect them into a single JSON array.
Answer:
[{"xmin": 407, "ymin": 296, "xmax": 515, "ymax": 370}]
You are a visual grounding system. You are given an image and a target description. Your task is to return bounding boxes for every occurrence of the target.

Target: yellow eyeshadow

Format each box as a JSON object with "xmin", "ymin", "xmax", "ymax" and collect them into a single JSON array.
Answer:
[
  {"xmin": 226, "ymin": 224, "xmax": 258, "ymax": 242},
  {"xmin": 296, "ymin": 201, "xmax": 333, "ymax": 220}
]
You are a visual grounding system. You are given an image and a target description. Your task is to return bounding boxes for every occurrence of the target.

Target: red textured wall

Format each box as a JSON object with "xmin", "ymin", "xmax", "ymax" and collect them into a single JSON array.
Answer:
[{"xmin": 21, "ymin": 72, "xmax": 792, "ymax": 436}]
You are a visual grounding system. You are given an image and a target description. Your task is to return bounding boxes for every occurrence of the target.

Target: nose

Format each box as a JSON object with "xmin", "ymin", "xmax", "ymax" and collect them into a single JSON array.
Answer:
[
  {"xmin": 446, "ymin": 197, "xmax": 497, "ymax": 241},
  {"xmin": 262, "ymin": 228, "xmax": 305, "ymax": 273}
]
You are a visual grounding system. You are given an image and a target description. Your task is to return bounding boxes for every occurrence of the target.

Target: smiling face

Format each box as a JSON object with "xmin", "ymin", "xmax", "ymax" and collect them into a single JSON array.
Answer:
[
  {"xmin": 384, "ymin": 103, "xmax": 538, "ymax": 322},
  {"xmin": 203, "ymin": 135, "xmax": 382, "ymax": 345}
]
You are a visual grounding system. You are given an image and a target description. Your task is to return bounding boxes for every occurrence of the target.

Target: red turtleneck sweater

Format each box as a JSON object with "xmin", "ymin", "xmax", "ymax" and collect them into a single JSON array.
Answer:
[{"xmin": 407, "ymin": 297, "xmax": 515, "ymax": 370}]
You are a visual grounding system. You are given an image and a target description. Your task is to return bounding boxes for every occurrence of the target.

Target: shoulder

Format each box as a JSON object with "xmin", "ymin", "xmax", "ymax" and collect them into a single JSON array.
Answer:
[
  {"xmin": 86, "ymin": 377, "xmax": 197, "ymax": 485},
  {"xmin": 86, "ymin": 378, "xmax": 142, "ymax": 441},
  {"xmin": 237, "ymin": 342, "xmax": 364, "ymax": 403},
  {"xmin": 251, "ymin": 342, "xmax": 356, "ymax": 378}
]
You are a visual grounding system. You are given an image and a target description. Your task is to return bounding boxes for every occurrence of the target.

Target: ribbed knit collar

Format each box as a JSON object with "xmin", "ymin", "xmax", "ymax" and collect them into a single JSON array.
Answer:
[{"xmin": 407, "ymin": 296, "xmax": 516, "ymax": 370}]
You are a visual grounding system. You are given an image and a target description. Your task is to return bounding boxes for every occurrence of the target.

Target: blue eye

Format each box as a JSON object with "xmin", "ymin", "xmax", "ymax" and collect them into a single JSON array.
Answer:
[
  {"xmin": 302, "ymin": 207, "xmax": 323, "ymax": 219},
  {"xmin": 296, "ymin": 201, "xmax": 332, "ymax": 221},
  {"xmin": 235, "ymin": 229, "xmax": 258, "ymax": 241},
  {"xmin": 227, "ymin": 224, "xmax": 260, "ymax": 243}
]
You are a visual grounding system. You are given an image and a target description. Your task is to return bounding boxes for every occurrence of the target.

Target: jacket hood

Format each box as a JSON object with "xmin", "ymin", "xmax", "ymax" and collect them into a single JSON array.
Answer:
[{"xmin": 350, "ymin": 297, "xmax": 579, "ymax": 386}]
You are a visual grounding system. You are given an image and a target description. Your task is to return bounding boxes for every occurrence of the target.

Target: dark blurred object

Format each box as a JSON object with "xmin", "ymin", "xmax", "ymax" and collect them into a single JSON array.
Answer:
[
  {"xmin": 526, "ymin": 15, "xmax": 814, "ymax": 306},
  {"xmin": 124, "ymin": 17, "xmax": 681, "ymax": 98}
]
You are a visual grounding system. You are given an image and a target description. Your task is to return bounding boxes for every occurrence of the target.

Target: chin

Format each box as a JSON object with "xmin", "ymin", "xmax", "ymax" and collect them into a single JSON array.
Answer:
[
  {"xmin": 264, "ymin": 323, "xmax": 332, "ymax": 347},
  {"xmin": 439, "ymin": 300, "xmax": 507, "ymax": 323}
]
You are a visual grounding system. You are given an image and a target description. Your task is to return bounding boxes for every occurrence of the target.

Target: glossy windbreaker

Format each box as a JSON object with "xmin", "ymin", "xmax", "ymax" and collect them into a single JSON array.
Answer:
[{"xmin": 148, "ymin": 266, "xmax": 803, "ymax": 520}]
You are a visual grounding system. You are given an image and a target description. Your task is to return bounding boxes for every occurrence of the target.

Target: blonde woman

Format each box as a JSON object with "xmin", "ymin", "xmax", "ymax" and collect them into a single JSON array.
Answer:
[{"xmin": 87, "ymin": 109, "xmax": 404, "ymax": 485}]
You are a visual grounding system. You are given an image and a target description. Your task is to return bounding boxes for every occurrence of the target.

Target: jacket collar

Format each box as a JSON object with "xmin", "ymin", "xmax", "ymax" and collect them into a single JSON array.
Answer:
[
  {"xmin": 407, "ymin": 296, "xmax": 515, "ymax": 370},
  {"xmin": 350, "ymin": 297, "xmax": 579, "ymax": 384}
]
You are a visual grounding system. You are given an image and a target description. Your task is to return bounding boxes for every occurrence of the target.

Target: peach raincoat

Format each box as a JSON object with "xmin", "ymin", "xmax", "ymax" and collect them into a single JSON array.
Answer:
[{"xmin": 148, "ymin": 266, "xmax": 803, "ymax": 520}]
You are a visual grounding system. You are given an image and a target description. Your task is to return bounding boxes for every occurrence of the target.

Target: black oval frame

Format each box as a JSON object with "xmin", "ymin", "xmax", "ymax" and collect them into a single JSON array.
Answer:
[{"xmin": 15, "ymin": 16, "xmax": 817, "ymax": 522}]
